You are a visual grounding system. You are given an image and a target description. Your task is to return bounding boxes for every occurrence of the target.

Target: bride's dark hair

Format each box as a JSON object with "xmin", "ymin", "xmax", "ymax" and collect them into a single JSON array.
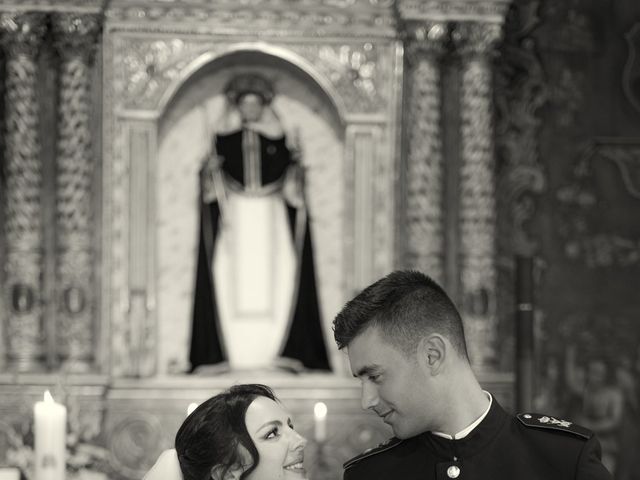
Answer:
[{"xmin": 175, "ymin": 384, "xmax": 277, "ymax": 480}]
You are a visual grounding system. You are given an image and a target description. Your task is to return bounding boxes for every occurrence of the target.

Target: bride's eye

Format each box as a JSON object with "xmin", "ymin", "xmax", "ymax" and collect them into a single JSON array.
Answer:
[{"xmin": 265, "ymin": 427, "xmax": 279, "ymax": 439}]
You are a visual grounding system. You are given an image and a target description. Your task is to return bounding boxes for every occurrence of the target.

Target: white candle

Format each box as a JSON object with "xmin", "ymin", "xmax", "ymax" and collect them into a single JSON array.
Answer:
[
  {"xmin": 313, "ymin": 402, "xmax": 327, "ymax": 443},
  {"xmin": 34, "ymin": 391, "xmax": 67, "ymax": 480}
]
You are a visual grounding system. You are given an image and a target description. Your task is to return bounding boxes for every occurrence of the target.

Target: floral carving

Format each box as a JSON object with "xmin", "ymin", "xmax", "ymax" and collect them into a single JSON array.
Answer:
[
  {"xmin": 114, "ymin": 38, "xmax": 390, "ymax": 113},
  {"xmin": 557, "ymin": 141, "xmax": 640, "ymax": 268},
  {"xmin": 0, "ymin": 12, "xmax": 47, "ymax": 372},
  {"xmin": 402, "ymin": 21, "xmax": 447, "ymax": 282}
]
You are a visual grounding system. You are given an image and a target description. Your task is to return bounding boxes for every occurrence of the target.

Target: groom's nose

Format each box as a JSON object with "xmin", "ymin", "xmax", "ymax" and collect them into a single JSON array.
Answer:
[{"xmin": 361, "ymin": 382, "xmax": 379, "ymax": 410}]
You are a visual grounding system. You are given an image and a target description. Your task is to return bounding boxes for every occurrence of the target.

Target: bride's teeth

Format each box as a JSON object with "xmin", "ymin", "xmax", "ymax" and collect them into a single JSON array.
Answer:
[{"xmin": 285, "ymin": 462, "xmax": 303, "ymax": 470}]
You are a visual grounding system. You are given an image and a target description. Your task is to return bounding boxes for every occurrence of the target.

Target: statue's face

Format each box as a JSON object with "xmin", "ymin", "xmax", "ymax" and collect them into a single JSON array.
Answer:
[{"xmin": 237, "ymin": 93, "xmax": 265, "ymax": 122}]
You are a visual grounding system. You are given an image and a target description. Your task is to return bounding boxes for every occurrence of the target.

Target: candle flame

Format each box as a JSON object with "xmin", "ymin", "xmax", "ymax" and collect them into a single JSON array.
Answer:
[
  {"xmin": 314, "ymin": 402, "xmax": 327, "ymax": 419},
  {"xmin": 187, "ymin": 403, "xmax": 199, "ymax": 416},
  {"xmin": 44, "ymin": 390, "xmax": 54, "ymax": 403}
]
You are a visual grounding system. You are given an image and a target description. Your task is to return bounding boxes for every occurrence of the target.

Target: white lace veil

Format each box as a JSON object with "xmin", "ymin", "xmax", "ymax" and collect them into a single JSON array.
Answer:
[{"xmin": 143, "ymin": 449, "xmax": 184, "ymax": 480}]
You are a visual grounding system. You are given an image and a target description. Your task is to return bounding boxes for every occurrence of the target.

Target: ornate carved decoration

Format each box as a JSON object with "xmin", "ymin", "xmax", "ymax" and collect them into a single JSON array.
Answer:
[
  {"xmin": 106, "ymin": 412, "xmax": 163, "ymax": 479},
  {"xmin": 397, "ymin": 0, "xmax": 510, "ymax": 22},
  {"xmin": 535, "ymin": 2, "xmax": 598, "ymax": 53},
  {"xmin": 51, "ymin": 13, "xmax": 102, "ymax": 372},
  {"xmin": 452, "ymin": 21, "xmax": 502, "ymax": 368},
  {"xmin": 0, "ymin": 12, "xmax": 47, "ymax": 372},
  {"xmin": 493, "ymin": 1, "xmax": 549, "ymax": 370},
  {"xmin": 452, "ymin": 21, "xmax": 503, "ymax": 57},
  {"xmin": 103, "ymin": 11, "xmax": 398, "ymax": 375},
  {"xmin": 52, "ymin": 13, "xmax": 101, "ymax": 61},
  {"xmin": 314, "ymin": 44, "xmax": 385, "ymax": 113},
  {"xmin": 402, "ymin": 21, "xmax": 447, "ymax": 283},
  {"xmin": 495, "ymin": 2, "xmax": 548, "ymax": 258},
  {"xmin": 104, "ymin": 0, "xmax": 396, "ymax": 36},
  {"xmin": 557, "ymin": 140, "xmax": 640, "ymax": 268},
  {"xmin": 403, "ymin": 19, "xmax": 447, "ymax": 60},
  {"xmin": 107, "ymin": 121, "xmax": 131, "ymax": 378},
  {"xmin": 114, "ymin": 38, "xmax": 389, "ymax": 114},
  {"xmin": 0, "ymin": 12, "xmax": 46, "ymax": 56},
  {"xmin": 0, "ymin": 1, "xmax": 103, "ymax": 11}
]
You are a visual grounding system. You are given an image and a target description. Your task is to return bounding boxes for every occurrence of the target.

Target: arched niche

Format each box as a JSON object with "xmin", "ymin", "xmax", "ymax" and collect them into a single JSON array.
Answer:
[
  {"xmin": 154, "ymin": 49, "xmax": 346, "ymax": 374},
  {"xmin": 104, "ymin": 37, "xmax": 398, "ymax": 377}
]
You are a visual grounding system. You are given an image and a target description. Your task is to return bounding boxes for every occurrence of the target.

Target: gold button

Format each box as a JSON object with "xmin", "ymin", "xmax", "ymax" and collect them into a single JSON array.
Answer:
[{"xmin": 447, "ymin": 465, "xmax": 460, "ymax": 478}]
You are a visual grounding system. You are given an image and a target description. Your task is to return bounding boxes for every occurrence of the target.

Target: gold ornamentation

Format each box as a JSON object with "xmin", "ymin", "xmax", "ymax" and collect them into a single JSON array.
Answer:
[
  {"xmin": 557, "ymin": 140, "xmax": 640, "ymax": 268},
  {"xmin": 495, "ymin": 2, "xmax": 548, "ymax": 258},
  {"xmin": 52, "ymin": 13, "xmax": 101, "ymax": 62},
  {"xmin": 452, "ymin": 21, "xmax": 503, "ymax": 57},
  {"xmin": 105, "ymin": 0, "xmax": 396, "ymax": 36},
  {"xmin": 52, "ymin": 12, "xmax": 102, "ymax": 373},
  {"xmin": 316, "ymin": 44, "xmax": 383, "ymax": 112},
  {"xmin": 1, "ymin": 12, "xmax": 46, "ymax": 372},
  {"xmin": 0, "ymin": 12, "xmax": 47, "ymax": 56},
  {"xmin": 403, "ymin": 20, "xmax": 447, "ymax": 64},
  {"xmin": 397, "ymin": 0, "xmax": 510, "ymax": 21},
  {"xmin": 402, "ymin": 21, "xmax": 447, "ymax": 282},
  {"xmin": 115, "ymin": 39, "xmax": 389, "ymax": 114},
  {"xmin": 455, "ymin": 21, "xmax": 501, "ymax": 368}
]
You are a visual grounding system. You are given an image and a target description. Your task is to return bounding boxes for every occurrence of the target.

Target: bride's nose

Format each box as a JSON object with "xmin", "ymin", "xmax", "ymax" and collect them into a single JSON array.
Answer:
[{"xmin": 290, "ymin": 430, "xmax": 307, "ymax": 451}]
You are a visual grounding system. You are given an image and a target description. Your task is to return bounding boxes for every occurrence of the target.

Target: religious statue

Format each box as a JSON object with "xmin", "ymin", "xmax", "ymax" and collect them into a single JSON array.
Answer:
[{"xmin": 189, "ymin": 73, "xmax": 330, "ymax": 373}]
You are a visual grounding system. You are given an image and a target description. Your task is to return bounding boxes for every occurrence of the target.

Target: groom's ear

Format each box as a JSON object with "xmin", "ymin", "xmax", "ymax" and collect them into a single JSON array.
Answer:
[{"xmin": 210, "ymin": 464, "xmax": 244, "ymax": 480}]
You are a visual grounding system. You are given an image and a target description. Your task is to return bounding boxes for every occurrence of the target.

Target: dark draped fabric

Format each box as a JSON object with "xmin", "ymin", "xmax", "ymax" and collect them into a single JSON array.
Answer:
[{"xmin": 189, "ymin": 130, "xmax": 331, "ymax": 372}]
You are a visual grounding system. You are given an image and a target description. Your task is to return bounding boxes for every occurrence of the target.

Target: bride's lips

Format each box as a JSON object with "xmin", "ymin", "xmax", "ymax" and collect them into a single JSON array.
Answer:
[
  {"xmin": 284, "ymin": 455, "xmax": 305, "ymax": 471},
  {"xmin": 283, "ymin": 460, "xmax": 306, "ymax": 477}
]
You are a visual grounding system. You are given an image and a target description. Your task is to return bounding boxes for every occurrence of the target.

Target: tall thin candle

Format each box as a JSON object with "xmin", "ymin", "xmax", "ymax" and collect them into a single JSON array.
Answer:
[
  {"xmin": 34, "ymin": 391, "xmax": 67, "ymax": 480},
  {"xmin": 313, "ymin": 402, "xmax": 327, "ymax": 442}
]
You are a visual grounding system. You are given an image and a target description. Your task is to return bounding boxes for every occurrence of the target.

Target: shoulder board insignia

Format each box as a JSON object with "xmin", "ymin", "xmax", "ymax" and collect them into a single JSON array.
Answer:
[
  {"xmin": 517, "ymin": 413, "xmax": 593, "ymax": 439},
  {"xmin": 343, "ymin": 437, "xmax": 403, "ymax": 470}
]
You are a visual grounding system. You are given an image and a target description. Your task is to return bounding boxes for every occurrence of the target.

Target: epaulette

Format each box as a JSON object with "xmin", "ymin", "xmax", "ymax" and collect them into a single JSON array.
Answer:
[
  {"xmin": 343, "ymin": 437, "xmax": 403, "ymax": 470},
  {"xmin": 516, "ymin": 413, "xmax": 593, "ymax": 439}
]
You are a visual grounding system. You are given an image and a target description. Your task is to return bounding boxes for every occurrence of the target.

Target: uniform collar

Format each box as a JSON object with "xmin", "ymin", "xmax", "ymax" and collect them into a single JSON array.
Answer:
[
  {"xmin": 431, "ymin": 391, "xmax": 493, "ymax": 440},
  {"xmin": 421, "ymin": 392, "xmax": 509, "ymax": 459}
]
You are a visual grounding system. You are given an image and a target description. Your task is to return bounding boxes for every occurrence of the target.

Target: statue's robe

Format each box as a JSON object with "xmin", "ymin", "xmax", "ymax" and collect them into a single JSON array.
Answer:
[{"xmin": 190, "ymin": 128, "xmax": 330, "ymax": 372}]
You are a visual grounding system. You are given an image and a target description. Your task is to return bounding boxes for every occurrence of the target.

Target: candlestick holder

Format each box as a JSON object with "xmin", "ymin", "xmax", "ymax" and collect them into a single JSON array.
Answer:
[{"xmin": 313, "ymin": 438, "xmax": 332, "ymax": 480}]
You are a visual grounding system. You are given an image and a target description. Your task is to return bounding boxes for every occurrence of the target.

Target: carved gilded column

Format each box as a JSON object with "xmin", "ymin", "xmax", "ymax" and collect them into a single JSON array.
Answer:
[
  {"xmin": 452, "ymin": 22, "xmax": 502, "ymax": 368},
  {"xmin": 403, "ymin": 21, "xmax": 447, "ymax": 283},
  {"xmin": 0, "ymin": 12, "xmax": 47, "ymax": 371},
  {"xmin": 52, "ymin": 13, "xmax": 101, "ymax": 372}
]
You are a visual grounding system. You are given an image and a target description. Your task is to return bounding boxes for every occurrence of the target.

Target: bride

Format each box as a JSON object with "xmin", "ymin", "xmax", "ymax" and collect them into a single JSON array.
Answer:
[{"xmin": 144, "ymin": 384, "xmax": 308, "ymax": 480}]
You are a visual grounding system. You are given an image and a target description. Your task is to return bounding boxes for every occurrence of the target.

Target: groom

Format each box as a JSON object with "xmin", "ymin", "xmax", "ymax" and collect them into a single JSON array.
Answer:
[{"xmin": 334, "ymin": 270, "xmax": 612, "ymax": 479}]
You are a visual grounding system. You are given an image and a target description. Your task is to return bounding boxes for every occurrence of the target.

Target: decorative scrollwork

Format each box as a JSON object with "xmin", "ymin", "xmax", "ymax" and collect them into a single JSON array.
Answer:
[
  {"xmin": 495, "ymin": 1, "xmax": 548, "ymax": 257},
  {"xmin": 0, "ymin": 12, "xmax": 47, "ymax": 57},
  {"xmin": 1, "ymin": 12, "xmax": 47, "ymax": 372},
  {"xmin": 402, "ymin": 21, "xmax": 447, "ymax": 282},
  {"xmin": 52, "ymin": 13, "xmax": 101, "ymax": 63},
  {"xmin": 104, "ymin": 0, "xmax": 395, "ymax": 35},
  {"xmin": 115, "ymin": 38, "xmax": 389, "ymax": 114},
  {"xmin": 557, "ymin": 141, "xmax": 640, "ymax": 268},
  {"xmin": 52, "ymin": 12, "xmax": 102, "ymax": 372},
  {"xmin": 397, "ymin": 0, "xmax": 510, "ymax": 21},
  {"xmin": 452, "ymin": 21, "xmax": 503, "ymax": 57},
  {"xmin": 317, "ymin": 44, "xmax": 381, "ymax": 108},
  {"xmin": 403, "ymin": 20, "xmax": 448, "ymax": 65},
  {"xmin": 454, "ymin": 21, "xmax": 502, "ymax": 368}
]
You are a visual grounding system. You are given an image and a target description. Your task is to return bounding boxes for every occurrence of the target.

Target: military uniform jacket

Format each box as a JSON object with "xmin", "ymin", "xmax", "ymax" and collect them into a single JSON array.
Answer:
[{"xmin": 343, "ymin": 397, "xmax": 612, "ymax": 480}]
